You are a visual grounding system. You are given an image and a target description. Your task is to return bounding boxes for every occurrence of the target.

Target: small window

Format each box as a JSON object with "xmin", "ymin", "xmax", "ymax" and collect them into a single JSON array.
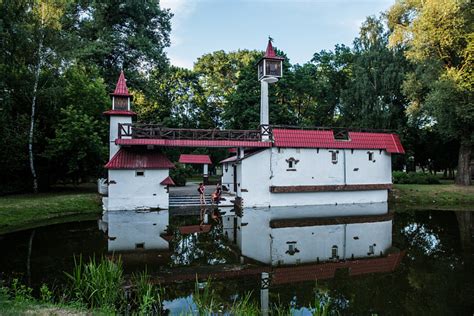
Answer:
[
  {"xmin": 330, "ymin": 151, "xmax": 338, "ymax": 164},
  {"xmin": 224, "ymin": 163, "xmax": 228, "ymax": 172},
  {"xmin": 135, "ymin": 170, "xmax": 145, "ymax": 177},
  {"xmin": 286, "ymin": 241, "xmax": 299, "ymax": 255},
  {"xmin": 286, "ymin": 157, "xmax": 299, "ymax": 171},
  {"xmin": 331, "ymin": 245, "xmax": 338, "ymax": 258},
  {"xmin": 135, "ymin": 242, "xmax": 145, "ymax": 249},
  {"xmin": 368, "ymin": 151, "xmax": 374, "ymax": 161}
]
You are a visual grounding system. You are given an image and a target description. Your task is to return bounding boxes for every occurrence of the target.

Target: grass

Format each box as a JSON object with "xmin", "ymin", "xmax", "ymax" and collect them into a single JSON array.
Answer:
[
  {"xmin": 390, "ymin": 183, "xmax": 474, "ymax": 211},
  {"xmin": 0, "ymin": 187, "xmax": 102, "ymax": 235}
]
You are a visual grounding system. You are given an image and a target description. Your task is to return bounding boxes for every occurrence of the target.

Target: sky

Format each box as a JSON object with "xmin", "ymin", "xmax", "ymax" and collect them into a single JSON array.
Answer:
[{"xmin": 160, "ymin": 0, "xmax": 395, "ymax": 69}]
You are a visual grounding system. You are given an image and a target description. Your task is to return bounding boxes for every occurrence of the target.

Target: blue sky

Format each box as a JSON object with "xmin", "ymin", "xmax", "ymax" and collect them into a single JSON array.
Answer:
[{"xmin": 161, "ymin": 0, "xmax": 394, "ymax": 69}]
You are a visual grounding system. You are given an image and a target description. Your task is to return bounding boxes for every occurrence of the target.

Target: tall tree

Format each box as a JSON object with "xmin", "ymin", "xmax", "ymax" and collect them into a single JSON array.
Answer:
[
  {"xmin": 339, "ymin": 16, "xmax": 409, "ymax": 131},
  {"xmin": 63, "ymin": 0, "xmax": 172, "ymax": 89},
  {"xmin": 387, "ymin": 0, "xmax": 473, "ymax": 185}
]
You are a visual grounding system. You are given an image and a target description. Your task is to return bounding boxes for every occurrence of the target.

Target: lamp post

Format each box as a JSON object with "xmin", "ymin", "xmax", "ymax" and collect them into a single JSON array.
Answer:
[{"xmin": 257, "ymin": 38, "xmax": 284, "ymax": 141}]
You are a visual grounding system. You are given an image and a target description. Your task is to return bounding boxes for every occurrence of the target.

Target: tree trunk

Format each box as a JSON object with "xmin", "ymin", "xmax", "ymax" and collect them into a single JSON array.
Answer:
[
  {"xmin": 28, "ymin": 30, "xmax": 44, "ymax": 193},
  {"xmin": 455, "ymin": 142, "xmax": 471, "ymax": 185}
]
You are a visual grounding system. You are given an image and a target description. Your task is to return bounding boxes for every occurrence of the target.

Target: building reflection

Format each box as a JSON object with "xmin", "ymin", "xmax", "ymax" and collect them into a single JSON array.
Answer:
[{"xmin": 231, "ymin": 203, "xmax": 395, "ymax": 266}]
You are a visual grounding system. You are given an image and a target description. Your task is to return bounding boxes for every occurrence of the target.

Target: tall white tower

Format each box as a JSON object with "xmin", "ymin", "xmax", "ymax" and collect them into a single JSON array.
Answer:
[
  {"xmin": 104, "ymin": 71, "xmax": 135, "ymax": 158},
  {"xmin": 257, "ymin": 39, "xmax": 284, "ymax": 141}
]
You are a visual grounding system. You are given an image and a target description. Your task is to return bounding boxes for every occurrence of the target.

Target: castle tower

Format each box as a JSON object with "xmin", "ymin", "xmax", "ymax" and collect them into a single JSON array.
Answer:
[{"xmin": 104, "ymin": 71, "xmax": 135, "ymax": 158}]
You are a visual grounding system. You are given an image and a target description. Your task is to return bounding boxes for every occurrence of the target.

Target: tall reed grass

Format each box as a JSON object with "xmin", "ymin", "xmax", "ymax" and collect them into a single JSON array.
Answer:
[{"xmin": 64, "ymin": 255, "xmax": 124, "ymax": 310}]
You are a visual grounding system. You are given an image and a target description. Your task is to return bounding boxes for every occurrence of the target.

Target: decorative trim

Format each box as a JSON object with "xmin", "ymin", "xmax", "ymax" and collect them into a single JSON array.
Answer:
[
  {"xmin": 269, "ymin": 183, "xmax": 392, "ymax": 193},
  {"xmin": 270, "ymin": 212, "xmax": 393, "ymax": 228}
]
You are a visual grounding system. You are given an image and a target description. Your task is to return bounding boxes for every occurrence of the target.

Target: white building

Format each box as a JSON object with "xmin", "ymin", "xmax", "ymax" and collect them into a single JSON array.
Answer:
[
  {"xmin": 102, "ymin": 72, "xmax": 175, "ymax": 211},
  {"xmin": 219, "ymin": 155, "xmax": 237, "ymax": 193},
  {"xmin": 231, "ymin": 130, "xmax": 403, "ymax": 208}
]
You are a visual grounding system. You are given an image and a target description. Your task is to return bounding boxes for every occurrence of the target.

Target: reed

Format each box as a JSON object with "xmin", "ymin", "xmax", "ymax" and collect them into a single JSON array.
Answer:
[
  {"xmin": 64, "ymin": 255, "xmax": 124, "ymax": 310},
  {"xmin": 132, "ymin": 268, "xmax": 164, "ymax": 315}
]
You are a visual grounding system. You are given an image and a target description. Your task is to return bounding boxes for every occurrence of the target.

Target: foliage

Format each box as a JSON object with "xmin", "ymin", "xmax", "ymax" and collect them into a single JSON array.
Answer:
[
  {"xmin": 170, "ymin": 163, "xmax": 193, "ymax": 187},
  {"xmin": 132, "ymin": 269, "xmax": 164, "ymax": 315},
  {"xmin": 43, "ymin": 106, "xmax": 107, "ymax": 184},
  {"xmin": 65, "ymin": 256, "xmax": 124, "ymax": 310},
  {"xmin": 39, "ymin": 284, "xmax": 54, "ymax": 304},
  {"xmin": 392, "ymin": 171, "xmax": 440, "ymax": 184},
  {"xmin": 10, "ymin": 279, "xmax": 33, "ymax": 302},
  {"xmin": 387, "ymin": 0, "xmax": 473, "ymax": 184}
]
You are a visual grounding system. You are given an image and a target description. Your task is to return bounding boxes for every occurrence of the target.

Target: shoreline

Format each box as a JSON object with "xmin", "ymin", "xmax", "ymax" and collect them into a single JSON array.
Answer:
[{"xmin": 0, "ymin": 184, "xmax": 472, "ymax": 235}]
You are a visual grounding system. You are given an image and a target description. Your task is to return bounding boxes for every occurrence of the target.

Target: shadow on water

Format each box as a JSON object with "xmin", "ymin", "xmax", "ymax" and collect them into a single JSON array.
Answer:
[{"xmin": 0, "ymin": 206, "xmax": 472, "ymax": 314}]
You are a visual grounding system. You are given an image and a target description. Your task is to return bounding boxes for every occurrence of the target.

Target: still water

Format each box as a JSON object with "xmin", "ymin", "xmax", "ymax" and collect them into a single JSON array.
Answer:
[{"xmin": 0, "ymin": 206, "xmax": 472, "ymax": 315}]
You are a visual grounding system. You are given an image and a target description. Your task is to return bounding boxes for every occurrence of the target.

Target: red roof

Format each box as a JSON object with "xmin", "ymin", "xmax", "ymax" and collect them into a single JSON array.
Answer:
[
  {"xmin": 272, "ymin": 129, "xmax": 405, "ymax": 154},
  {"xmin": 115, "ymin": 139, "xmax": 272, "ymax": 148},
  {"xmin": 160, "ymin": 176, "xmax": 175, "ymax": 186},
  {"xmin": 263, "ymin": 39, "xmax": 284, "ymax": 60},
  {"xmin": 179, "ymin": 154, "xmax": 212, "ymax": 164},
  {"xmin": 219, "ymin": 156, "xmax": 237, "ymax": 164},
  {"xmin": 103, "ymin": 110, "xmax": 136, "ymax": 116},
  {"xmin": 105, "ymin": 149, "xmax": 174, "ymax": 169},
  {"xmin": 111, "ymin": 71, "xmax": 131, "ymax": 97}
]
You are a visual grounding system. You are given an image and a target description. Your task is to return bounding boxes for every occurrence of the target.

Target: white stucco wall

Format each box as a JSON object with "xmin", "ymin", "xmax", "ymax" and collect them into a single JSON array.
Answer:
[
  {"xmin": 221, "ymin": 162, "xmax": 235, "ymax": 193},
  {"xmin": 104, "ymin": 210, "xmax": 169, "ymax": 252},
  {"xmin": 236, "ymin": 205, "xmax": 392, "ymax": 265},
  {"xmin": 107, "ymin": 169, "xmax": 170, "ymax": 210},
  {"xmin": 236, "ymin": 147, "xmax": 392, "ymax": 208},
  {"xmin": 345, "ymin": 149, "xmax": 392, "ymax": 184},
  {"xmin": 109, "ymin": 116, "xmax": 132, "ymax": 158}
]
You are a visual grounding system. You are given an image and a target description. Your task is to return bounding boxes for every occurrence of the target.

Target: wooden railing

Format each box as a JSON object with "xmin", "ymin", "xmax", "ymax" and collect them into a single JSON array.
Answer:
[{"xmin": 118, "ymin": 123, "xmax": 272, "ymax": 141}]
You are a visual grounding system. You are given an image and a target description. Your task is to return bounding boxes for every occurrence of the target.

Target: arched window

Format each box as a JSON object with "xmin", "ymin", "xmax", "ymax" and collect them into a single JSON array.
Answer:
[{"xmin": 331, "ymin": 245, "xmax": 338, "ymax": 259}]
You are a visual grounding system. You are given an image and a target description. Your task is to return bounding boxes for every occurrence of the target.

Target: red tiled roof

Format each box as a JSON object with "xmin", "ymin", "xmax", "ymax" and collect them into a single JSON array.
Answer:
[
  {"xmin": 160, "ymin": 176, "xmax": 175, "ymax": 186},
  {"xmin": 115, "ymin": 139, "xmax": 272, "ymax": 148},
  {"xmin": 219, "ymin": 155, "xmax": 238, "ymax": 164},
  {"xmin": 105, "ymin": 149, "xmax": 174, "ymax": 169},
  {"xmin": 103, "ymin": 110, "xmax": 136, "ymax": 116},
  {"xmin": 111, "ymin": 71, "xmax": 131, "ymax": 96},
  {"xmin": 272, "ymin": 129, "xmax": 405, "ymax": 154},
  {"xmin": 179, "ymin": 154, "xmax": 212, "ymax": 164}
]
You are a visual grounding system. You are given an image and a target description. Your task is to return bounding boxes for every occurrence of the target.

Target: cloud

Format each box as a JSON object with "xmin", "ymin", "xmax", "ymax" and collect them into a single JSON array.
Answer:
[{"xmin": 168, "ymin": 54, "xmax": 194, "ymax": 70}]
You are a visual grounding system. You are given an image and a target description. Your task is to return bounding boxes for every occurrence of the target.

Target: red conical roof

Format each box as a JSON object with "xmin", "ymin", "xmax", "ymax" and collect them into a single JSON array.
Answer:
[
  {"xmin": 112, "ymin": 71, "xmax": 131, "ymax": 96},
  {"xmin": 265, "ymin": 40, "xmax": 277, "ymax": 58}
]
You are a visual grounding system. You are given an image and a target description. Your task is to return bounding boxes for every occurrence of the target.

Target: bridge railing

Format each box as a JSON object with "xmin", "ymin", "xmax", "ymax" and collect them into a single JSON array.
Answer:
[{"xmin": 118, "ymin": 123, "xmax": 272, "ymax": 141}]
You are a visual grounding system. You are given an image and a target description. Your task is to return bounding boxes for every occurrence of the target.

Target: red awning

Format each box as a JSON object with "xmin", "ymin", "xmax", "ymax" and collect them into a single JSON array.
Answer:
[
  {"xmin": 272, "ymin": 129, "xmax": 405, "ymax": 154},
  {"xmin": 115, "ymin": 138, "xmax": 272, "ymax": 148},
  {"xmin": 105, "ymin": 149, "xmax": 174, "ymax": 169},
  {"xmin": 179, "ymin": 154, "xmax": 212, "ymax": 164},
  {"xmin": 160, "ymin": 176, "xmax": 175, "ymax": 186}
]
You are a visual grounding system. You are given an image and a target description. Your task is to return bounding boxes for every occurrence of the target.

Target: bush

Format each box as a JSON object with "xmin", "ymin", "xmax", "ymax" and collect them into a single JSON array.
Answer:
[
  {"xmin": 170, "ymin": 163, "xmax": 193, "ymax": 186},
  {"xmin": 392, "ymin": 171, "xmax": 440, "ymax": 184}
]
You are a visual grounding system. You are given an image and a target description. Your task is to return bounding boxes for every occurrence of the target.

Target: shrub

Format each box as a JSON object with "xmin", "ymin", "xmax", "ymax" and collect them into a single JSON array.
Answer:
[
  {"xmin": 392, "ymin": 171, "xmax": 440, "ymax": 184},
  {"xmin": 170, "ymin": 163, "xmax": 193, "ymax": 186}
]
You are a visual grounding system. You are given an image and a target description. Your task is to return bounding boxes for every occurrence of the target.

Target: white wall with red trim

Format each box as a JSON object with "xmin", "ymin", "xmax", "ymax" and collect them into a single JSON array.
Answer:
[
  {"xmin": 105, "ymin": 169, "xmax": 170, "ymax": 211},
  {"xmin": 235, "ymin": 147, "xmax": 392, "ymax": 207}
]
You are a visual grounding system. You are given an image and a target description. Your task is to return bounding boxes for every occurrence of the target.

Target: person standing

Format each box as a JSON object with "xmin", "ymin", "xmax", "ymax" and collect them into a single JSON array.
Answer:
[{"xmin": 198, "ymin": 183, "xmax": 206, "ymax": 205}]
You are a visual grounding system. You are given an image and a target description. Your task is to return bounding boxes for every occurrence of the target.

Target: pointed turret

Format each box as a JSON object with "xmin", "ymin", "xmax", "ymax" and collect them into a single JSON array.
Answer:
[
  {"xmin": 265, "ymin": 39, "xmax": 277, "ymax": 58},
  {"xmin": 257, "ymin": 38, "xmax": 284, "ymax": 81},
  {"xmin": 104, "ymin": 71, "xmax": 136, "ymax": 158}
]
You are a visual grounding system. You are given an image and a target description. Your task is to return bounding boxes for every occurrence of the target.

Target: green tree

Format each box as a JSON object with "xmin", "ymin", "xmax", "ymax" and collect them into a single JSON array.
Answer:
[
  {"xmin": 63, "ymin": 0, "xmax": 172, "ymax": 89},
  {"xmin": 43, "ymin": 106, "xmax": 106, "ymax": 184},
  {"xmin": 387, "ymin": 0, "xmax": 473, "ymax": 185},
  {"xmin": 339, "ymin": 16, "xmax": 409, "ymax": 131}
]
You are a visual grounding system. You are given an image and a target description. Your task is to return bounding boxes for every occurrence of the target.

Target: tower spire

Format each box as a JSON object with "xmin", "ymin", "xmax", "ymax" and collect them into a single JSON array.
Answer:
[
  {"xmin": 265, "ymin": 39, "xmax": 277, "ymax": 58},
  {"xmin": 112, "ymin": 70, "xmax": 131, "ymax": 96}
]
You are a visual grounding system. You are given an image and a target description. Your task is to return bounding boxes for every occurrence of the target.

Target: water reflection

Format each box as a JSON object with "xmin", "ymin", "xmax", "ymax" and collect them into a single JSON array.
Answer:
[
  {"xmin": 0, "ymin": 207, "xmax": 472, "ymax": 314},
  {"xmin": 99, "ymin": 210, "xmax": 169, "ymax": 252},
  {"xmin": 234, "ymin": 203, "xmax": 393, "ymax": 265}
]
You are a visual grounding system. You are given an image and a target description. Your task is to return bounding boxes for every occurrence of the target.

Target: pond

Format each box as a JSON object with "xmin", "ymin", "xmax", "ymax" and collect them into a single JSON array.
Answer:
[{"xmin": 0, "ymin": 205, "xmax": 472, "ymax": 315}]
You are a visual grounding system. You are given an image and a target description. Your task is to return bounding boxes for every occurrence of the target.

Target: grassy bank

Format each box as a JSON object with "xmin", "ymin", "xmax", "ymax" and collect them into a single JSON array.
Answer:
[
  {"xmin": 0, "ymin": 188, "xmax": 102, "ymax": 235},
  {"xmin": 390, "ymin": 183, "xmax": 474, "ymax": 211}
]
